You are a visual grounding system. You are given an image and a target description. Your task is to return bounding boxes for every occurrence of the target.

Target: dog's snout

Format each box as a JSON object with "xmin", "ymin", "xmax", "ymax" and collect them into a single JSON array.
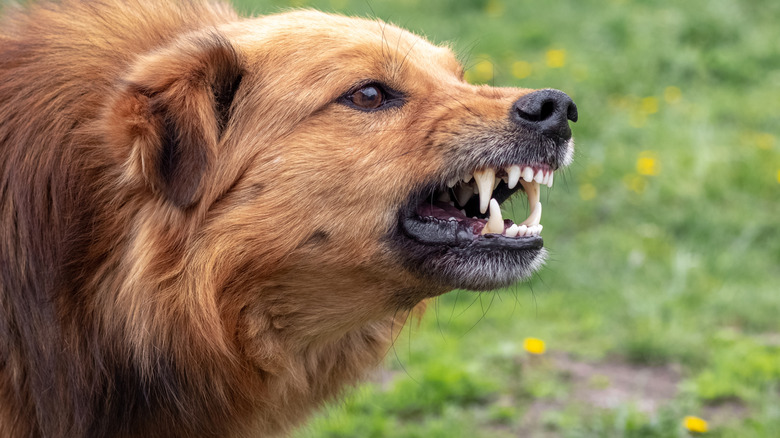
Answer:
[{"xmin": 511, "ymin": 89, "xmax": 578, "ymax": 139}]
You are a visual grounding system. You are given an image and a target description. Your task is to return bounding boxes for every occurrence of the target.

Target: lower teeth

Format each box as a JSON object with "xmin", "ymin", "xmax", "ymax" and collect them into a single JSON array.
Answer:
[{"xmin": 481, "ymin": 198, "xmax": 543, "ymax": 237}]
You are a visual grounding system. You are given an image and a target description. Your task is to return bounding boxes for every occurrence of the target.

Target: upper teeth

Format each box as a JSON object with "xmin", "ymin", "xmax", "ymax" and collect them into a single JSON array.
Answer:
[
  {"xmin": 450, "ymin": 165, "xmax": 553, "ymax": 238},
  {"xmin": 472, "ymin": 168, "xmax": 496, "ymax": 214}
]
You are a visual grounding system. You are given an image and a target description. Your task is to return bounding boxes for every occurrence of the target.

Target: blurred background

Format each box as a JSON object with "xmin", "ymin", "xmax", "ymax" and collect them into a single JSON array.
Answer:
[{"xmin": 235, "ymin": 0, "xmax": 780, "ymax": 436}]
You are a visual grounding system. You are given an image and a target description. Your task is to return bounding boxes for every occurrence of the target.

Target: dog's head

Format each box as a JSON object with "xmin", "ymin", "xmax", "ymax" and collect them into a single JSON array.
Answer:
[{"xmin": 107, "ymin": 10, "xmax": 576, "ymax": 335}]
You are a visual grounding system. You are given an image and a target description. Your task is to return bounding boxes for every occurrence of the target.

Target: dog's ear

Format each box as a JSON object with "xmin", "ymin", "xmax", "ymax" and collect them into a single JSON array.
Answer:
[{"xmin": 109, "ymin": 32, "xmax": 243, "ymax": 208}]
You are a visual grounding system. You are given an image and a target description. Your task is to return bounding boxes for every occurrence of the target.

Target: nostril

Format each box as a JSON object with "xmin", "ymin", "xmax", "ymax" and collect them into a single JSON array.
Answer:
[
  {"xmin": 511, "ymin": 89, "xmax": 577, "ymax": 139},
  {"xmin": 515, "ymin": 98, "xmax": 556, "ymax": 123},
  {"xmin": 567, "ymin": 101, "xmax": 578, "ymax": 123},
  {"xmin": 540, "ymin": 100, "xmax": 555, "ymax": 121}
]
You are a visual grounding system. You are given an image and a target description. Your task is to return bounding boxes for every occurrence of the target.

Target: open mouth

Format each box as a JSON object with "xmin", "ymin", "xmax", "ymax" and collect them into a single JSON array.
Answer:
[
  {"xmin": 401, "ymin": 164, "xmax": 553, "ymax": 248},
  {"xmin": 392, "ymin": 162, "xmax": 557, "ymax": 291}
]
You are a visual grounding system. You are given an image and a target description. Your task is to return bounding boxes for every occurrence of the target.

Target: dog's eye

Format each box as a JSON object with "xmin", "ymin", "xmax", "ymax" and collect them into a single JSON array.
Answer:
[
  {"xmin": 349, "ymin": 84, "xmax": 384, "ymax": 110},
  {"xmin": 339, "ymin": 82, "xmax": 404, "ymax": 112}
]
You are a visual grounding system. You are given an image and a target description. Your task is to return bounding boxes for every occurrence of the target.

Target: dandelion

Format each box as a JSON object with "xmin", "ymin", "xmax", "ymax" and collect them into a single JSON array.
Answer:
[
  {"xmin": 636, "ymin": 151, "xmax": 660, "ymax": 176},
  {"xmin": 640, "ymin": 97, "xmax": 659, "ymax": 115},
  {"xmin": 523, "ymin": 337, "xmax": 546, "ymax": 355},
  {"xmin": 683, "ymin": 415, "xmax": 708, "ymax": 433},
  {"xmin": 465, "ymin": 59, "xmax": 494, "ymax": 84},
  {"xmin": 664, "ymin": 86, "xmax": 682, "ymax": 104},
  {"xmin": 511, "ymin": 61, "xmax": 532, "ymax": 80},
  {"xmin": 545, "ymin": 49, "xmax": 566, "ymax": 68}
]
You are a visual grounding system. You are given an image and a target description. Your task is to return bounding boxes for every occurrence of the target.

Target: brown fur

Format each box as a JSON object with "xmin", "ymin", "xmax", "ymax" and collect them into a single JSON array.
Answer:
[{"xmin": 0, "ymin": 1, "xmax": 564, "ymax": 436}]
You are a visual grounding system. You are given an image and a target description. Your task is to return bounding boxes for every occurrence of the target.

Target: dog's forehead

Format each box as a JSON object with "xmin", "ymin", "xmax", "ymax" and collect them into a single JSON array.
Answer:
[{"xmin": 223, "ymin": 11, "xmax": 461, "ymax": 79}]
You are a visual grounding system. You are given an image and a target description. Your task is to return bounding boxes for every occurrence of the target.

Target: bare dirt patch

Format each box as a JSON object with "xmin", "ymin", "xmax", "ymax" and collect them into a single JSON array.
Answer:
[{"xmin": 519, "ymin": 352, "xmax": 682, "ymax": 433}]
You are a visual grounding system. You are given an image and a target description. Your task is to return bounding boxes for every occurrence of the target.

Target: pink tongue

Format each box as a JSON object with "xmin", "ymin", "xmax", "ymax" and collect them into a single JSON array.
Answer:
[{"xmin": 416, "ymin": 201, "xmax": 466, "ymax": 220}]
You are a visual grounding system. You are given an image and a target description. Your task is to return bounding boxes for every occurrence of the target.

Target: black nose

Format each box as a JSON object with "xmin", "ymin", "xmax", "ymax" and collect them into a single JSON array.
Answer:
[{"xmin": 511, "ymin": 89, "xmax": 578, "ymax": 140}]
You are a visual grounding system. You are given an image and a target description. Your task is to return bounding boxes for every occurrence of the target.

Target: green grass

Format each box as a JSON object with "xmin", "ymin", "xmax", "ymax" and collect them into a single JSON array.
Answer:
[{"xmin": 232, "ymin": 0, "xmax": 780, "ymax": 435}]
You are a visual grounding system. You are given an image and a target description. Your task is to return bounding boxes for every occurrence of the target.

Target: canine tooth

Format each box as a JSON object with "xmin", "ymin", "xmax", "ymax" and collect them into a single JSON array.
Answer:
[
  {"xmin": 507, "ymin": 165, "xmax": 521, "ymax": 189},
  {"xmin": 505, "ymin": 224, "xmax": 520, "ymax": 237},
  {"xmin": 521, "ymin": 202, "xmax": 542, "ymax": 227},
  {"xmin": 547, "ymin": 172, "xmax": 554, "ymax": 188},
  {"xmin": 520, "ymin": 180, "xmax": 540, "ymax": 208},
  {"xmin": 522, "ymin": 166, "xmax": 534, "ymax": 182},
  {"xmin": 481, "ymin": 198, "xmax": 504, "ymax": 235},
  {"xmin": 473, "ymin": 168, "xmax": 496, "ymax": 214},
  {"xmin": 454, "ymin": 183, "xmax": 473, "ymax": 207},
  {"xmin": 534, "ymin": 169, "xmax": 545, "ymax": 184}
]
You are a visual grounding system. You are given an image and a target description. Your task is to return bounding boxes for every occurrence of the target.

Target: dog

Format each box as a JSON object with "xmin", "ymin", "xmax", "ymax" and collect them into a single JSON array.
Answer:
[{"xmin": 0, "ymin": 1, "xmax": 577, "ymax": 436}]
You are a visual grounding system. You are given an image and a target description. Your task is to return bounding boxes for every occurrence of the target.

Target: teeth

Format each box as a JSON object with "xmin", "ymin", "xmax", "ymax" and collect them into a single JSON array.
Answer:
[
  {"xmin": 534, "ymin": 169, "xmax": 545, "ymax": 184},
  {"xmin": 454, "ymin": 183, "xmax": 473, "ymax": 207},
  {"xmin": 521, "ymin": 202, "xmax": 542, "ymax": 227},
  {"xmin": 522, "ymin": 166, "xmax": 534, "ymax": 182},
  {"xmin": 520, "ymin": 179, "xmax": 540, "ymax": 207},
  {"xmin": 442, "ymin": 165, "xmax": 551, "ymax": 239},
  {"xmin": 481, "ymin": 198, "xmax": 504, "ymax": 235},
  {"xmin": 507, "ymin": 165, "xmax": 521, "ymax": 189},
  {"xmin": 472, "ymin": 168, "xmax": 496, "ymax": 214}
]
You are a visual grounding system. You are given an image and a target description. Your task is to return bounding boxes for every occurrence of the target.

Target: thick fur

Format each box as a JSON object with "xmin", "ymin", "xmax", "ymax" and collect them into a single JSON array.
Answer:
[{"xmin": 0, "ymin": 1, "xmax": 562, "ymax": 437}]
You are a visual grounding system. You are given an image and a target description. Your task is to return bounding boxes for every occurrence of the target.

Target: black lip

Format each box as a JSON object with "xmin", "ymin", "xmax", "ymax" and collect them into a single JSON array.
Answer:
[{"xmin": 400, "ymin": 215, "xmax": 543, "ymax": 250}]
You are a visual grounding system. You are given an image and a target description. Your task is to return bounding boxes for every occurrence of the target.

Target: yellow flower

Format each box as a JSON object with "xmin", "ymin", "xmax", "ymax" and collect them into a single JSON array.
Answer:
[
  {"xmin": 511, "ymin": 61, "xmax": 533, "ymax": 80},
  {"xmin": 664, "ymin": 86, "xmax": 682, "ymax": 104},
  {"xmin": 523, "ymin": 337, "xmax": 546, "ymax": 355},
  {"xmin": 776, "ymin": 169, "xmax": 780, "ymax": 184},
  {"xmin": 636, "ymin": 151, "xmax": 660, "ymax": 176},
  {"xmin": 640, "ymin": 97, "xmax": 659, "ymax": 115},
  {"xmin": 546, "ymin": 49, "xmax": 566, "ymax": 68},
  {"xmin": 465, "ymin": 59, "xmax": 494, "ymax": 84},
  {"xmin": 683, "ymin": 415, "xmax": 708, "ymax": 433}
]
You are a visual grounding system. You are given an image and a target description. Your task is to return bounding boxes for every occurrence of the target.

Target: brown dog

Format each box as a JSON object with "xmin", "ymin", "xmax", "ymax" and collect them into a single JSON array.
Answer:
[{"xmin": 0, "ymin": 1, "xmax": 577, "ymax": 436}]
